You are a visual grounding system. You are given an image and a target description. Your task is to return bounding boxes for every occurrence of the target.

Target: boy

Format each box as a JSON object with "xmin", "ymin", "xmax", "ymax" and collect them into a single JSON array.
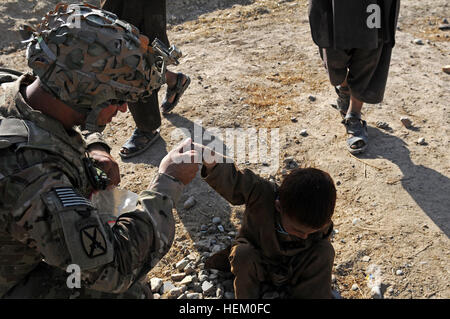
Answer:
[{"xmin": 199, "ymin": 147, "xmax": 336, "ymax": 299}]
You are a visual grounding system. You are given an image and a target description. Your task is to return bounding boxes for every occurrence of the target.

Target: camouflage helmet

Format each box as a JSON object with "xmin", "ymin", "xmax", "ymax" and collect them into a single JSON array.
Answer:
[{"xmin": 25, "ymin": 3, "xmax": 167, "ymax": 131}]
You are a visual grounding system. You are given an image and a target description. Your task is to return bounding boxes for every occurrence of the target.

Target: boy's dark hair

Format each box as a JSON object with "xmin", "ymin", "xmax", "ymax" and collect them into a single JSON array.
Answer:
[{"xmin": 278, "ymin": 168, "xmax": 336, "ymax": 229}]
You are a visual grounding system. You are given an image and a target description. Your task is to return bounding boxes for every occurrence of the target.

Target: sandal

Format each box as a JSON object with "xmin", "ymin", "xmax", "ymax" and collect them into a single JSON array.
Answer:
[
  {"xmin": 334, "ymin": 85, "xmax": 350, "ymax": 118},
  {"xmin": 161, "ymin": 73, "xmax": 191, "ymax": 115},
  {"xmin": 119, "ymin": 128, "xmax": 160, "ymax": 159},
  {"xmin": 342, "ymin": 112, "xmax": 368, "ymax": 154}
]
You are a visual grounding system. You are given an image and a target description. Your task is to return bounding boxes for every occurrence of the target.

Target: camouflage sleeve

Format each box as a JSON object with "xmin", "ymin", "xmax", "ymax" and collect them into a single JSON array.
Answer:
[
  {"xmin": 79, "ymin": 129, "xmax": 111, "ymax": 153},
  {"xmin": 201, "ymin": 162, "xmax": 270, "ymax": 206},
  {"xmin": 7, "ymin": 166, "xmax": 183, "ymax": 294}
]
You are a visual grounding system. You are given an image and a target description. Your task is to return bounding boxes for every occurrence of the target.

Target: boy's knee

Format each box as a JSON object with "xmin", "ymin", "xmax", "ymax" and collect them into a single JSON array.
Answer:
[{"xmin": 229, "ymin": 243, "xmax": 260, "ymax": 271}]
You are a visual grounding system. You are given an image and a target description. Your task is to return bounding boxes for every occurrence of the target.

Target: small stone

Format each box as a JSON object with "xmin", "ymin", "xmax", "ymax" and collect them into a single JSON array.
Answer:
[
  {"xmin": 216, "ymin": 287, "xmax": 224, "ymax": 298},
  {"xmin": 438, "ymin": 24, "xmax": 450, "ymax": 30},
  {"xmin": 443, "ymin": 65, "xmax": 450, "ymax": 74},
  {"xmin": 351, "ymin": 284, "xmax": 359, "ymax": 291},
  {"xmin": 183, "ymin": 196, "xmax": 196, "ymax": 209},
  {"xmin": 400, "ymin": 117, "xmax": 412, "ymax": 128},
  {"xmin": 376, "ymin": 121, "xmax": 390, "ymax": 130},
  {"xmin": 160, "ymin": 281, "xmax": 176, "ymax": 294},
  {"xmin": 184, "ymin": 262, "xmax": 196, "ymax": 275},
  {"xmin": 262, "ymin": 291, "xmax": 280, "ymax": 299},
  {"xmin": 308, "ymin": 95, "xmax": 316, "ymax": 102},
  {"xmin": 217, "ymin": 225, "xmax": 225, "ymax": 232},
  {"xmin": 212, "ymin": 217, "xmax": 221, "ymax": 224},
  {"xmin": 176, "ymin": 258, "xmax": 190, "ymax": 271},
  {"xmin": 300, "ymin": 129, "xmax": 308, "ymax": 137},
  {"xmin": 396, "ymin": 269, "xmax": 404, "ymax": 276},
  {"xmin": 290, "ymin": 117, "xmax": 297, "ymax": 123},
  {"xmin": 150, "ymin": 278, "xmax": 163, "ymax": 292},
  {"xmin": 224, "ymin": 292, "xmax": 235, "ymax": 299},
  {"xmin": 168, "ymin": 287, "xmax": 185, "ymax": 299},
  {"xmin": 371, "ymin": 285, "xmax": 383, "ymax": 299},
  {"xmin": 201, "ymin": 281, "xmax": 215, "ymax": 295},
  {"xmin": 362, "ymin": 256, "xmax": 371, "ymax": 262},
  {"xmin": 331, "ymin": 274, "xmax": 337, "ymax": 283},
  {"xmin": 171, "ymin": 273, "xmax": 186, "ymax": 281},
  {"xmin": 180, "ymin": 275, "xmax": 194, "ymax": 286},
  {"xmin": 186, "ymin": 292, "xmax": 202, "ymax": 299},
  {"xmin": 152, "ymin": 293, "xmax": 161, "ymax": 299},
  {"xmin": 417, "ymin": 137, "xmax": 426, "ymax": 145},
  {"xmin": 387, "ymin": 287, "xmax": 394, "ymax": 295},
  {"xmin": 211, "ymin": 244, "xmax": 222, "ymax": 253},
  {"xmin": 413, "ymin": 38, "xmax": 424, "ymax": 45},
  {"xmin": 352, "ymin": 218, "xmax": 360, "ymax": 225}
]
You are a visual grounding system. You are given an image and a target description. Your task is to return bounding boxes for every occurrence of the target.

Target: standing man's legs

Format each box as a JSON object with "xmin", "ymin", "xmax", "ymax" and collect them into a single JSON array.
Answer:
[{"xmin": 101, "ymin": 0, "xmax": 190, "ymax": 158}]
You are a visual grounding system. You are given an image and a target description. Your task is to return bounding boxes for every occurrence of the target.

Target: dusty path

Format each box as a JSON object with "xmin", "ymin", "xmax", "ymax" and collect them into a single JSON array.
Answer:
[{"xmin": 0, "ymin": 0, "xmax": 448, "ymax": 299}]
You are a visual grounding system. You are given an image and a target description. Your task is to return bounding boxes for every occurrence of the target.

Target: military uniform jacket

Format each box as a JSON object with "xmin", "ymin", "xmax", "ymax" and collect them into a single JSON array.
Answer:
[
  {"xmin": 202, "ymin": 163, "xmax": 334, "ymax": 293},
  {"xmin": 0, "ymin": 74, "xmax": 183, "ymax": 297}
]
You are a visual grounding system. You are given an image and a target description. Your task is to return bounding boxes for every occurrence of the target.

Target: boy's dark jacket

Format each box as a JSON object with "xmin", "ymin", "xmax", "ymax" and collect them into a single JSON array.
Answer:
[{"xmin": 308, "ymin": 0, "xmax": 400, "ymax": 49}]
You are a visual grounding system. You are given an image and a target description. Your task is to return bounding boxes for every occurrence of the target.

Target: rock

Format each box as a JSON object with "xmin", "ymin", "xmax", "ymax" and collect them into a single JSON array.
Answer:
[
  {"xmin": 160, "ymin": 281, "xmax": 176, "ymax": 294},
  {"xmin": 352, "ymin": 218, "xmax": 360, "ymax": 225},
  {"xmin": 183, "ymin": 196, "xmax": 196, "ymax": 209},
  {"xmin": 376, "ymin": 121, "xmax": 390, "ymax": 130},
  {"xmin": 193, "ymin": 239, "xmax": 211, "ymax": 252},
  {"xmin": 438, "ymin": 24, "xmax": 450, "ymax": 30},
  {"xmin": 171, "ymin": 273, "xmax": 186, "ymax": 281},
  {"xmin": 202, "ymin": 281, "xmax": 215, "ymax": 295},
  {"xmin": 186, "ymin": 292, "xmax": 202, "ymax": 299},
  {"xmin": 209, "ymin": 273, "xmax": 219, "ymax": 280},
  {"xmin": 308, "ymin": 95, "xmax": 316, "ymax": 102},
  {"xmin": 224, "ymin": 292, "xmax": 235, "ymax": 299},
  {"xmin": 262, "ymin": 291, "xmax": 280, "ymax": 299},
  {"xmin": 211, "ymin": 244, "xmax": 222, "ymax": 253},
  {"xmin": 180, "ymin": 275, "xmax": 194, "ymax": 286},
  {"xmin": 331, "ymin": 275, "xmax": 337, "ymax": 283},
  {"xmin": 396, "ymin": 269, "xmax": 404, "ymax": 276},
  {"xmin": 290, "ymin": 116, "xmax": 297, "ymax": 123},
  {"xmin": 351, "ymin": 284, "xmax": 359, "ymax": 291},
  {"xmin": 198, "ymin": 273, "xmax": 209, "ymax": 282},
  {"xmin": 417, "ymin": 137, "xmax": 426, "ymax": 145},
  {"xmin": 184, "ymin": 262, "xmax": 196, "ymax": 275},
  {"xmin": 413, "ymin": 39, "xmax": 424, "ymax": 45},
  {"xmin": 300, "ymin": 129, "xmax": 308, "ymax": 137},
  {"xmin": 216, "ymin": 287, "xmax": 224, "ymax": 298},
  {"xmin": 370, "ymin": 285, "xmax": 383, "ymax": 299},
  {"xmin": 212, "ymin": 216, "xmax": 221, "ymax": 224},
  {"xmin": 177, "ymin": 292, "xmax": 187, "ymax": 299},
  {"xmin": 152, "ymin": 293, "xmax": 161, "ymax": 299},
  {"xmin": 443, "ymin": 65, "xmax": 450, "ymax": 74},
  {"xmin": 217, "ymin": 225, "xmax": 225, "ymax": 232},
  {"xmin": 150, "ymin": 278, "xmax": 163, "ymax": 293},
  {"xmin": 443, "ymin": 18, "xmax": 449, "ymax": 24},
  {"xmin": 400, "ymin": 116, "xmax": 412, "ymax": 128},
  {"xmin": 176, "ymin": 258, "xmax": 190, "ymax": 271},
  {"xmin": 168, "ymin": 287, "xmax": 185, "ymax": 299},
  {"xmin": 362, "ymin": 256, "xmax": 371, "ymax": 262}
]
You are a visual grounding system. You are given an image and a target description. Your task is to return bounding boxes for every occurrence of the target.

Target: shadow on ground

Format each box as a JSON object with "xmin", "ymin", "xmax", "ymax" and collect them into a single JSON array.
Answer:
[{"xmin": 361, "ymin": 126, "xmax": 450, "ymax": 237}]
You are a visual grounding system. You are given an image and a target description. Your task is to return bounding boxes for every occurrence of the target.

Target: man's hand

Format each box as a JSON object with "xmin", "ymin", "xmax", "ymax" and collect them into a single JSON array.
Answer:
[
  {"xmin": 159, "ymin": 138, "xmax": 200, "ymax": 185},
  {"xmin": 87, "ymin": 144, "xmax": 120, "ymax": 188}
]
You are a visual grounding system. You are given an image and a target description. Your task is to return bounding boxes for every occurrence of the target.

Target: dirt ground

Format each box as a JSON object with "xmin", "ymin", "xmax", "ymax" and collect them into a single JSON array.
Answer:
[{"xmin": 0, "ymin": 0, "xmax": 448, "ymax": 299}]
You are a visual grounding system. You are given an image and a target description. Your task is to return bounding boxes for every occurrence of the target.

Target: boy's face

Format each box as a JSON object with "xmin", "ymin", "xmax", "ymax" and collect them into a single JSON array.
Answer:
[{"xmin": 275, "ymin": 199, "xmax": 321, "ymax": 239}]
